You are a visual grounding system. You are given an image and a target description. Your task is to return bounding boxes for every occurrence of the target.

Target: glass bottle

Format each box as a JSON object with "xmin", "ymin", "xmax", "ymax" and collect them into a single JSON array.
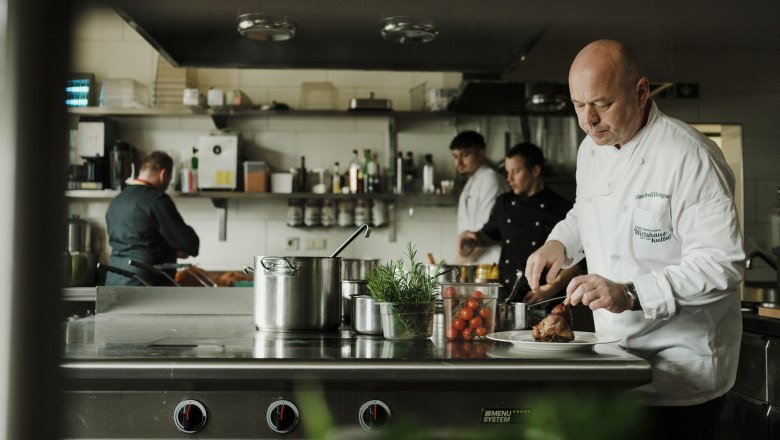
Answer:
[
  {"xmin": 394, "ymin": 152, "xmax": 404, "ymax": 194},
  {"xmin": 404, "ymin": 151, "xmax": 416, "ymax": 192},
  {"xmin": 422, "ymin": 154, "xmax": 435, "ymax": 194},
  {"xmin": 348, "ymin": 149, "xmax": 360, "ymax": 194},
  {"xmin": 332, "ymin": 162, "xmax": 341, "ymax": 194},
  {"xmin": 367, "ymin": 151, "xmax": 379, "ymax": 193},
  {"xmin": 296, "ymin": 156, "xmax": 307, "ymax": 192},
  {"xmin": 361, "ymin": 149, "xmax": 372, "ymax": 193}
]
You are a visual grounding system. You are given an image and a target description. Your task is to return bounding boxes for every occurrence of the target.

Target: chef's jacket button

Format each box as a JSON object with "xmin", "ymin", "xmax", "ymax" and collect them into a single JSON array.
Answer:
[
  {"xmin": 506, "ymin": 218, "xmax": 511, "ymax": 223},
  {"xmin": 535, "ymin": 221, "xmax": 540, "ymax": 226},
  {"xmin": 611, "ymin": 254, "xmax": 620, "ymax": 260},
  {"xmin": 608, "ymin": 182, "xmax": 613, "ymax": 188},
  {"xmin": 621, "ymin": 205, "xmax": 629, "ymax": 212},
  {"xmin": 639, "ymin": 157, "xmax": 645, "ymax": 165},
  {"xmin": 505, "ymin": 259, "xmax": 510, "ymax": 264},
  {"xmin": 505, "ymin": 239, "xmax": 510, "ymax": 244},
  {"xmin": 511, "ymin": 201, "xmax": 516, "ymax": 206},
  {"xmin": 540, "ymin": 203, "xmax": 545, "ymax": 208},
  {"xmin": 505, "ymin": 279, "xmax": 510, "ymax": 284},
  {"xmin": 531, "ymin": 241, "xmax": 537, "ymax": 246}
]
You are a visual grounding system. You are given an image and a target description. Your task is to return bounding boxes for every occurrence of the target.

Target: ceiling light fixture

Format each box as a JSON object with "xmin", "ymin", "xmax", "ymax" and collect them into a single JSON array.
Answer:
[
  {"xmin": 380, "ymin": 16, "xmax": 438, "ymax": 44},
  {"xmin": 236, "ymin": 13, "xmax": 297, "ymax": 42}
]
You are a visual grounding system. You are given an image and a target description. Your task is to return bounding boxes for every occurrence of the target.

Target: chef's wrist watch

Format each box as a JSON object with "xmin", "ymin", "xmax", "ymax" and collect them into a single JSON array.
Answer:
[{"xmin": 624, "ymin": 282, "xmax": 642, "ymax": 311}]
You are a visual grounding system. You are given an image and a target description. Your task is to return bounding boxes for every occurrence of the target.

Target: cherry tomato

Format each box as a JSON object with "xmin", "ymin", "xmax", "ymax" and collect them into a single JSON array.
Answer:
[
  {"xmin": 471, "ymin": 290, "xmax": 485, "ymax": 300},
  {"xmin": 458, "ymin": 307, "xmax": 474, "ymax": 321},
  {"xmin": 479, "ymin": 307, "xmax": 491, "ymax": 319},
  {"xmin": 446, "ymin": 327, "xmax": 461, "ymax": 340},
  {"xmin": 443, "ymin": 286, "xmax": 457, "ymax": 299},
  {"xmin": 475, "ymin": 327, "xmax": 487, "ymax": 337},
  {"xmin": 453, "ymin": 318, "xmax": 467, "ymax": 330},
  {"xmin": 462, "ymin": 328, "xmax": 475, "ymax": 341},
  {"xmin": 469, "ymin": 316, "xmax": 483, "ymax": 328},
  {"xmin": 466, "ymin": 299, "xmax": 480, "ymax": 310}
]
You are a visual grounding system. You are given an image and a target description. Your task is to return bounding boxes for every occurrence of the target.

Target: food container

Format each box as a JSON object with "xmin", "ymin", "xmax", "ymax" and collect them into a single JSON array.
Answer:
[
  {"xmin": 378, "ymin": 302, "xmax": 435, "ymax": 340},
  {"xmin": 341, "ymin": 279, "xmax": 368, "ymax": 323},
  {"xmin": 244, "ymin": 161, "xmax": 268, "ymax": 192},
  {"xmin": 351, "ymin": 294, "xmax": 383, "ymax": 335},
  {"xmin": 271, "ymin": 173, "xmax": 293, "ymax": 193},
  {"xmin": 441, "ymin": 283, "xmax": 500, "ymax": 340},
  {"xmin": 251, "ymin": 256, "xmax": 341, "ymax": 331}
]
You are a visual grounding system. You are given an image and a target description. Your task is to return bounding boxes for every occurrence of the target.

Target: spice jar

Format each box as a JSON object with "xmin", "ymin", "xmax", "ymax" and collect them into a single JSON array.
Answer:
[
  {"xmin": 304, "ymin": 199, "xmax": 321, "ymax": 227},
  {"xmin": 286, "ymin": 199, "xmax": 303, "ymax": 226},
  {"xmin": 337, "ymin": 200, "xmax": 354, "ymax": 227},
  {"xmin": 321, "ymin": 199, "xmax": 335, "ymax": 227},
  {"xmin": 354, "ymin": 199, "xmax": 370, "ymax": 226}
]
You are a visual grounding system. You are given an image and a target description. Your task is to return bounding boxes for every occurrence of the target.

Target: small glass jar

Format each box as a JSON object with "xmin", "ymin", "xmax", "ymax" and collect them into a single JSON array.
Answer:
[
  {"xmin": 304, "ymin": 199, "xmax": 321, "ymax": 227},
  {"xmin": 286, "ymin": 199, "xmax": 303, "ymax": 227},
  {"xmin": 337, "ymin": 200, "xmax": 354, "ymax": 227},
  {"xmin": 354, "ymin": 199, "xmax": 370, "ymax": 226},
  {"xmin": 321, "ymin": 199, "xmax": 335, "ymax": 227}
]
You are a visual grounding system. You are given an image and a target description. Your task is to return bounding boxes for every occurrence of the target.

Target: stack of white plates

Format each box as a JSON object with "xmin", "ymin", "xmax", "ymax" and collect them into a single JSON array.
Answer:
[{"xmin": 100, "ymin": 79, "xmax": 149, "ymax": 108}]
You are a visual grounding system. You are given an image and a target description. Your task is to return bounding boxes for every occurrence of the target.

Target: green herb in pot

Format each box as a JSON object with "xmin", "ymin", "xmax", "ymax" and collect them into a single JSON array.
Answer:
[{"xmin": 365, "ymin": 242, "xmax": 442, "ymax": 303}]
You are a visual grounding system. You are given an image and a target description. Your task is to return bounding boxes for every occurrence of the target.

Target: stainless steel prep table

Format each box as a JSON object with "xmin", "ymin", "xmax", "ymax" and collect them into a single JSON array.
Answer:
[{"xmin": 61, "ymin": 287, "xmax": 652, "ymax": 439}]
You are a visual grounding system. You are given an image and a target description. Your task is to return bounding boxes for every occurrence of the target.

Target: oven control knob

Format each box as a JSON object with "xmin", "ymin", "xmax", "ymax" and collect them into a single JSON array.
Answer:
[
  {"xmin": 173, "ymin": 399, "xmax": 207, "ymax": 434},
  {"xmin": 266, "ymin": 400, "xmax": 300, "ymax": 434},
  {"xmin": 358, "ymin": 400, "xmax": 391, "ymax": 431}
]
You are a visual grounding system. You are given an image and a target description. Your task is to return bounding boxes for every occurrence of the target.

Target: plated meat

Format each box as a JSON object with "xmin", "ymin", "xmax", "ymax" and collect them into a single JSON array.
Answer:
[{"xmin": 531, "ymin": 302, "xmax": 575, "ymax": 342}]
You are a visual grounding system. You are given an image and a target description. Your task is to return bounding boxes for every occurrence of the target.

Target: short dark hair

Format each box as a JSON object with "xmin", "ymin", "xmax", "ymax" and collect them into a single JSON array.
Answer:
[
  {"xmin": 140, "ymin": 151, "xmax": 173, "ymax": 173},
  {"xmin": 450, "ymin": 130, "xmax": 486, "ymax": 150},
  {"xmin": 505, "ymin": 142, "xmax": 544, "ymax": 171}
]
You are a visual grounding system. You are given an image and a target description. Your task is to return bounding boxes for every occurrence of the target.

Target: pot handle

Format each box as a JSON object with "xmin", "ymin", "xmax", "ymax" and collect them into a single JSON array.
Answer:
[
  {"xmin": 243, "ymin": 266, "xmax": 254, "ymax": 274},
  {"xmin": 260, "ymin": 257, "xmax": 298, "ymax": 274}
]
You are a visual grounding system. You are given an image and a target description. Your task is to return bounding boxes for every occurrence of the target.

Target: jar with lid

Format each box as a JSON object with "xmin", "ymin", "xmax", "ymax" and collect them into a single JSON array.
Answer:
[
  {"xmin": 321, "ymin": 199, "xmax": 336, "ymax": 227},
  {"xmin": 304, "ymin": 199, "xmax": 321, "ymax": 227},
  {"xmin": 354, "ymin": 199, "xmax": 370, "ymax": 226},
  {"xmin": 337, "ymin": 200, "xmax": 354, "ymax": 227},
  {"xmin": 371, "ymin": 199, "xmax": 387, "ymax": 227},
  {"xmin": 286, "ymin": 199, "xmax": 303, "ymax": 226}
]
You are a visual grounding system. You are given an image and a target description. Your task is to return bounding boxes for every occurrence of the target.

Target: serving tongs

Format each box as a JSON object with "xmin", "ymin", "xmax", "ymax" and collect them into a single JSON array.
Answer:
[
  {"xmin": 97, "ymin": 263, "xmax": 151, "ymax": 286},
  {"xmin": 505, "ymin": 270, "xmax": 567, "ymax": 308},
  {"xmin": 128, "ymin": 259, "xmax": 179, "ymax": 286}
]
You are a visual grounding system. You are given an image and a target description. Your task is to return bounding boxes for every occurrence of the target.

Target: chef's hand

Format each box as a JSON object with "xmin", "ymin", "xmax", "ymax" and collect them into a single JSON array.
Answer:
[
  {"xmin": 176, "ymin": 250, "xmax": 190, "ymax": 259},
  {"xmin": 457, "ymin": 231, "xmax": 478, "ymax": 257},
  {"xmin": 566, "ymin": 274, "xmax": 632, "ymax": 313},
  {"xmin": 525, "ymin": 240, "xmax": 565, "ymax": 292},
  {"xmin": 522, "ymin": 283, "xmax": 557, "ymax": 304}
]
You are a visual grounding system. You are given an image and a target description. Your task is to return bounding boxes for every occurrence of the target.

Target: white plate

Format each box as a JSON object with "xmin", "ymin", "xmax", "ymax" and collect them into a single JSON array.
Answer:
[{"xmin": 486, "ymin": 331, "xmax": 620, "ymax": 351}]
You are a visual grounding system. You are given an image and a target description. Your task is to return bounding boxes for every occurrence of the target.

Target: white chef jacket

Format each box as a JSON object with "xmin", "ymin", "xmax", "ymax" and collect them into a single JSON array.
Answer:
[
  {"xmin": 548, "ymin": 102, "xmax": 745, "ymax": 406},
  {"xmin": 458, "ymin": 164, "xmax": 509, "ymax": 263}
]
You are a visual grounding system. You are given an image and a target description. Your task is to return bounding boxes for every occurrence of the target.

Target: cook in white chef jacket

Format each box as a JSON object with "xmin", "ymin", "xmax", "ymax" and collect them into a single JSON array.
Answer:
[
  {"xmin": 525, "ymin": 40, "xmax": 744, "ymax": 439},
  {"xmin": 450, "ymin": 131, "xmax": 509, "ymax": 264}
]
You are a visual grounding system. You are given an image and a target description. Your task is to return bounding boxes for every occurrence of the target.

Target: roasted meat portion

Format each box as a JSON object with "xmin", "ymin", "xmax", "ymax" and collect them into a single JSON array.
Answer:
[{"xmin": 531, "ymin": 302, "xmax": 575, "ymax": 342}]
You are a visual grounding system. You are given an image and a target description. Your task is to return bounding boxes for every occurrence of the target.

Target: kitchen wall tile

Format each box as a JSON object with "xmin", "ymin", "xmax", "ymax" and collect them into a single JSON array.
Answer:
[
  {"xmin": 743, "ymin": 135, "xmax": 780, "ymax": 179},
  {"xmin": 72, "ymin": 5, "xmax": 124, "ymax": 40},
  {"xmin": 396, "ymin": 118, "xmax": 448, "ymax": 134},
  {"xmin": 743, "ymin": 179, "xmax": 757, "ymax": 224},
  {"xmin": 116, "ymin": 116, "xmax": 183, "ymax": 131},
  {"xmin": 657, "ymin": 99, "xmax": 702, "ymax": 123},
  {"xmin": 250, "ymin": 132, "xmax": 297, "ymax": 171},
  {"xmin": 240, "ymin": 69, "xmax": 330, "ymax": 87},
  {"xmin": 674, "ymin": 49, "xmax": 755, "ymax": 92},
  {"xmin": 197, "ymin": 68, "xmax": 240, "ymax": 88},
  {"xmin": 328, "ymin": 71, "xmax": 415, "ymax": 88},
  {"xmin": 269, "ymin": 116, "xmax": 355, "ymax": 132},
  {"xmin": 754, "ymin": 179, "xmax": 780, "ymax": 225},
  {"xmin": 355, "ymin": 117, "xmax": 393, "ymax": 133},
  {"xmin": 233, "ymin": 199, "xmax": 286, "ymax": 221},
  {"xmin": 72, "ymin": 41, "xmax": 156, "ymax": 85},
  {"xmin": 232, "ymin": 116, "xmax": 270, "ymax": 133},
  {"xmin": 179, "ymin": 117, "xmax": 220, "ymax": 131},
  {"xmin": 240, "ymin": 87, "xmax": 270, "ymax": 106}
]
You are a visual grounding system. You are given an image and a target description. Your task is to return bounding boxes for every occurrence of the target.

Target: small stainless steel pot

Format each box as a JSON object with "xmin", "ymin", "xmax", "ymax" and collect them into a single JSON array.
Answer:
[
  {"xmin": 351, "ymin": 294, "xmax": 383, "ymax": 335},
  {"xmin": 341, "ymin": 258, "xmax": 380, "ymax": 280},
  {"xmin": 341, "ymin": 279, "xmax": 368, "ymax": 323},
  {"xmin": 496, "ymin": 296, "xmax": 566, "ymax": 332}
]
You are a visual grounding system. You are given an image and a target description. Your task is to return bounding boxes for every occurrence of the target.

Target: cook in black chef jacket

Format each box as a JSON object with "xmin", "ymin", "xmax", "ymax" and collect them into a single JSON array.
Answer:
[
  {"xmin": 105, "ymin": 151, "xmax": 199, "ymax": 286},
  {"xmin": 457, "ymin": 142, "xmax": 583, "ymax": 302}
]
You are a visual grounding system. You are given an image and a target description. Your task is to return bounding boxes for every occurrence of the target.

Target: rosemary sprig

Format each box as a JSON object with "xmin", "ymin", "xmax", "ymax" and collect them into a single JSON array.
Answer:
[{"xmin": 365, "ymin": 242, "xmax": 442, "ymax": 303}]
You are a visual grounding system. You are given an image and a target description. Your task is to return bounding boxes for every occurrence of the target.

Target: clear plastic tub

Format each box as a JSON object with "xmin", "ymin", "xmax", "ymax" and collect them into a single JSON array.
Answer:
[
  {"xmin": 440, "ymin": 283, "xmax": 499, "ymax": 340},
  {"xmin": 244, "ymin": 161, "xmax": 268, "ymax": 192}
]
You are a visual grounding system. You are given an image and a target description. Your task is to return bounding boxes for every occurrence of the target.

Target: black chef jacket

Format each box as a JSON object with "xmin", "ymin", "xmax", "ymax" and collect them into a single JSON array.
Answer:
[
  {"xmin": 482, "ymin": 187, "xmax": 572, "ymax": 299},
  {"xmin": 105, "ymin": 184, "xmax": 199, "ymax": 286}
]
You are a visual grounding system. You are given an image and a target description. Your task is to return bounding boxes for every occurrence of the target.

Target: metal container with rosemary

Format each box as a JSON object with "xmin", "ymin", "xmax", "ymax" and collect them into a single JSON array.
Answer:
[{"xmin": 365, "ymin": 243, "xmax": 442, "ymax": 340}]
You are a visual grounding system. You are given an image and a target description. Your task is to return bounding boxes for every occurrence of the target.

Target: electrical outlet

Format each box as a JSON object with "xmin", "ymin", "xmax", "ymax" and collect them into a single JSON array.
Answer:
[{"xmin": 285, "ymin": 237, "xmax": 300, "ymax": 251}]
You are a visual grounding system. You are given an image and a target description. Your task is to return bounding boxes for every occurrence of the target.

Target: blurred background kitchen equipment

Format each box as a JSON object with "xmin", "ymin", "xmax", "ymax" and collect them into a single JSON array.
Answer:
[
  {"xmin": 348, "ymin": 92, "xmax": 392, "ymax": 111},
  {"xmin": 340, "ymin": 258, "xmax": 380, "ymax": 280},
  {"xmin": 341, "ymin": 279, "xmax": 368, "ymax": 324},
  {"xmin": 108, "ymin": 140, "xmax": 135, "ymax": 190},
  {"xmin": 65, "ymin": 215, "xmax": 96, "ymax": 287},
  {"xmin": 72, "ymin": 117, "xmax": 118, "ymax": 190},
  {"xmin": 198, "ymin": 133, "xmax": 239, "ymax": 190}
]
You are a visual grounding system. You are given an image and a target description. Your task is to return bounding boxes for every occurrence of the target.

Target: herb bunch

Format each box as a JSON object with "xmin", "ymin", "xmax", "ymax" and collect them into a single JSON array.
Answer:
[{"xmin": 365, "ymin": 242, "xmax": 442, "ymax": 303}]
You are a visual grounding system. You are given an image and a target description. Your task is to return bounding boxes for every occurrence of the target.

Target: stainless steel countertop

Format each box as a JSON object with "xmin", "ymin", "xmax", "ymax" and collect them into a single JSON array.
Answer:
[{"xmin": 60, "ymin": 287, "xmax": 651, "ymax": 385}]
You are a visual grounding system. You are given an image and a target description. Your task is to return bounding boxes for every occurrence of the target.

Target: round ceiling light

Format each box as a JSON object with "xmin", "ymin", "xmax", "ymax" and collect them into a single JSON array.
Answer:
[
  {"xmin": 380, "ymin": 16, "xmax": 438, "ymax": 44},
  {"xmin": 236, "ymin": 13, "xmax": 297, "ymax": 42}
]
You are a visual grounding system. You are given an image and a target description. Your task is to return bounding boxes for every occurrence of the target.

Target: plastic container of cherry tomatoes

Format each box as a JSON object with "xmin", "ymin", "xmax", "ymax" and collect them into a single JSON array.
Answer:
[{"xmin": 440, "ymin": 283, "xmax": 500, "ymax": 340}]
